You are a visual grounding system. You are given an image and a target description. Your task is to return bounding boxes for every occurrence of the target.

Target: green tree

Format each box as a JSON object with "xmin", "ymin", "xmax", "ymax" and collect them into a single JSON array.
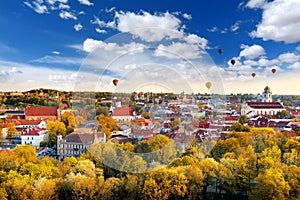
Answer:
[{"xmin": 239, "ymin": 115, "xmax": 247, "ymax": 125}]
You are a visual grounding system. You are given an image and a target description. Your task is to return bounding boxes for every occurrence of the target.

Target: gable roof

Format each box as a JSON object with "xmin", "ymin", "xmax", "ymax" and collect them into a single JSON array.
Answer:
[
  {"xmin": 26, "ymin": 106, "xmax": 58, "ymax": 116},
  {"xmin": 112, "ymin": 106, "xmax": 134, "ymax": 117},
  {"xmin": 64, "ymin": 132, "xmax": 95, "ymax": 143},
  {"xmin": 247, "ymin": 102, "xmax": 284, "ymax": 109}
]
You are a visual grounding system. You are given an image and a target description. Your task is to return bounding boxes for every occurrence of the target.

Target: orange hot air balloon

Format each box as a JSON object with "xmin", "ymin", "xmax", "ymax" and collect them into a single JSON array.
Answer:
[
  {"xmin": 218, "ymin": 49, "xmax": 223, "ymax": 54},
  {"xmin": 205, "ymin": 82, "xmax": 212, "ymax": 89},
  {"xmin": 271, "ymin": 68, "xmax": 276, "ymax": 74},
  {"xmin": 251, "ymin": 73, "xmax": 256, "ymax": 78},
  {"xmin": 112, "ymin": 79, "xmax": 119, "ymax": 86},
  {"xmin": 230, "ymin": 59, "xmax": 236, "ymax": 65}
]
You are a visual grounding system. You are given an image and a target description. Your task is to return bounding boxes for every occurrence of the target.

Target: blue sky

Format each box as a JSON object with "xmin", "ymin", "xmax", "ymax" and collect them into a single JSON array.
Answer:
[{"xmin": 0, "ymin": 0, "xmax": 300, "ymax": 95}]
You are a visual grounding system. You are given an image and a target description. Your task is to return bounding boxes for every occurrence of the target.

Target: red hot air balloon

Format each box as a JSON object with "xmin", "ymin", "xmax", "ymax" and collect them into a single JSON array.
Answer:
[
  {"xmin": 230, "ymin": 59, "xmax": 236, "ymax": 65},
  {"xmin": 218, "ymin": 49, "xmax": 223, "ymax": 54},
  {"xmin": 271, "ymin": 68, "xmax": 276, "ymax": 74},
  {"xmin": 112, "ymin": 79, "xmax": 119, "ymax": 86},
  {"xmin": 251, "ymin": 73, "xmax": 256, "ymax": 78}
]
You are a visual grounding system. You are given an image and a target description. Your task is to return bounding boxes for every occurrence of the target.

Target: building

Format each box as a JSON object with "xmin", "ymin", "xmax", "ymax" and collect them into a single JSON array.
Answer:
[
  {"xmin": 111, "ymin": 106, "xmax": 135, "ymax": 121},
  {"xmin": 241, "ymin": 86, "xmax": 285, "ymax": 116},
  {"xmin": 241, "ymin": 102, "xmax": 285, "ymax": 116},
  {"xmin": 20, "ymin": 127, "xmax": 48, "ymax": 147},
  {"xmin": 57, "ymin": 132, "xmax": 106, "ymax": 159},
  {"xmin": 25, "ymin": 106, "xmax": 60, "ymax": 121},
  {"xmin": 260, "ymin": 85, "xmax": 272, "ymax": 102},
  {"xmin": 1, "ymin": 119, "xmax": 46, "ymax": 138},
  {"xmin": 111, "ymin": 124, "xmax": 132, "ymax": 137}
]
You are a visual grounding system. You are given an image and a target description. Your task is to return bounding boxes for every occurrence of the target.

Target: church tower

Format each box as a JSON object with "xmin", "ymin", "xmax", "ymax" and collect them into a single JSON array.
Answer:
[{"xmin": 262, "ymin": 85, "xmax": 272, "ymax": 102}]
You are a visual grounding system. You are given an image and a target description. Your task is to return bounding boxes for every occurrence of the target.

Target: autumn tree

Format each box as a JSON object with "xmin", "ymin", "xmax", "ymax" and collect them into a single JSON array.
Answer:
[
  {"xmin": 6, "ymin": 123, "xmax": 18, "ymax": 138},
  {"xmin": 250, "ymin": 168, "xmax": 291, "ymax": 200},
  {"xmin": 61, "ymin": 112, "xmax": 76, "ymax": 134},
  {"xmin": 46, "ymin": 120, "xmax": 66, "ymax": 146},
  {"xmin": 97, "ymin": 114, "xmax": 117, "ymax": 139},
  {"xmin": 142, "ymin": 168, "xmax": 188, "ymax": 200}
]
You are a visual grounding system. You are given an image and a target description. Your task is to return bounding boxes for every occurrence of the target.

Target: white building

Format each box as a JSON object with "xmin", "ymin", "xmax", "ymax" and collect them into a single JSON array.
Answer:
[
  {"xmin": 20, "ymin": 127, "xmax": 48, "ymax": 147},
  {"xmin": 241, "ymin": 86, "xmax": 285, "ymax": 116},
  {"xmin": 111, "ymin": 106, "xmax": 135, "ymax": 121}
]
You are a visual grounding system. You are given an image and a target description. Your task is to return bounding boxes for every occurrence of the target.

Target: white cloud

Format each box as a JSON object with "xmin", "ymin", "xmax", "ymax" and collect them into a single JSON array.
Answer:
[
  {"xmin": 249, "ymin": 0, "xmax": 300, "ymax": 43},
  {"xmin": 24, "ymin": 1, "xmax": 48, "ymax": 14},
  {"xmin": 184, "ymin": 34, "xmax": 208, "ymax": 49},
  {"xmin": 239, "ymin": 44, "xmax": 265, "ymax": 59},
  {"xmin": 246, "ymin": 0, "xmax": 266, "ymax": 8},
  {"xmin": 115, "ymin": 11, "xmax": 183, "ymax": 42},
  {"xmin": 82, "ymin": 38, "xmax": 146, "ymax": 54},
  {"xmin": 297, "ymin": 45, "xmax": 300, "ymax": 51},
  {"xmin": 231, "ymin": 20, "xmax": 241, "ymax": 32},
  {"xmin": 287, "ymin": 62, "xmax": 300, "ymax": 70},
  {"xmin": 154, "ymin": 42, "xmax": 202, "ymax": 59},
  {"xmin": 257, "ymin": 57, "xmax": 279, "ymax": 66},
  {"xmin": 59, "ymin": 11, "xmax": 77, "ymax": 20},
  {"xmin": 78, "ymin": 0, "xmax": 93, "ymax": 6},
  {"xmin": 74, "ymin": 23, "xmax": 83, "ymax": 31},
  {"xmin": 46, "ymin": 0, "xmax": 68, "ymax": 5},
  {"xmin": 207, "ymin": 27, "xmax": 219, "ymax": 33},
  {"xmin": 52, "ymin": 51, "xmax": 60, "ymax": 55},
  {"xmin": 58, "ymin": 3, "xmax": 70, "ymax": 10},
  {"xmin": 278, "ymin": 52, "xmax": 300, "ymax": 63},
  {"xmin": 32, "ymin": 55, "xmax": 83, "ymax": 65},
  {"xmin": 91, "ymin": 16, "xmax": 116, "ymax": 29},
  {"xmin": 95, "ymin": 28, "xmax": 106, "ymax": 34},
  {"xmin": 182, "ymin": 13, "xmax": 192, "ymax": 20},
  {"xmin": 105, "ymin": 7, "xmax": 115, "ymax": 13}
]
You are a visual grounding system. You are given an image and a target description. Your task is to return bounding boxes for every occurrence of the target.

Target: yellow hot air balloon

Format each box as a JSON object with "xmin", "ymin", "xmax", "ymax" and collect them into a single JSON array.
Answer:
[{"xmin": 205, "ymin": 82, "xmax": 212, "ymax": 89}]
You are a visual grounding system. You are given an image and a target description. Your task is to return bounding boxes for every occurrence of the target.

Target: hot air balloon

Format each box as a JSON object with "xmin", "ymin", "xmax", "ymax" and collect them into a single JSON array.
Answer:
[
  {"xmin": 205, "ymin": 82, "xmax": 212, "ymax": 90},
  {"xmin": 230, "ymin": 59, "xmax": 236, "ymax": 65},
  {"xmin": 112, "ymin": 79, "xmax": 119, "ymax": 86},
  {"xmin": 218, "ymin": 49, "xmax": 222, "ymax": 54},
  {"xmin": 271, "ymin": 68, "xmax": 276, "ymax": 74},
  {"xmin": 251, "ymin": 73, "xmax": 256, "ymax": 78}
]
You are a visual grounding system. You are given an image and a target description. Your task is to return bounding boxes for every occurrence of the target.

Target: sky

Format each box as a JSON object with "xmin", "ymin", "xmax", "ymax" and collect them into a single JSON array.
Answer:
[{"xmin": 0, "ymin": 0, "xmax": 300, "ymax": 95}]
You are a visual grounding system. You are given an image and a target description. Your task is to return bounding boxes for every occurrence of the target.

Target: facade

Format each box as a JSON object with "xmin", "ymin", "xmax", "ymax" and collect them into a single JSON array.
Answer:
[
  {"xmin": 20, "ymin": 127, "xmax": 48, "ymax": 147},
  {"xmin": 25, "ymin": 106, "xmax": 60, "ymax": 121},
  {"xmin": 57, "ymin": 132, "xmax": 106, "ymax": 159},
  {"xmin": 111, "ymin": 124, "xmax": 132, "ymax": 137}
]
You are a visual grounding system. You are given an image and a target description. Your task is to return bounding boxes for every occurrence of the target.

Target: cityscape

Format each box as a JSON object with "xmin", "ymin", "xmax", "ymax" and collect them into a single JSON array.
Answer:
[{"xmin": 1, "ymin": 0, "xmax": 300, "ymax": 199}]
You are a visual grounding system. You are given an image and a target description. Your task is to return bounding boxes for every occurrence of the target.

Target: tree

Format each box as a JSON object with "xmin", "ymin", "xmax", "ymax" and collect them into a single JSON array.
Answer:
[
  {"xmin": 97, "ymin": 114, "xmax": 117, "ymax": 139},
  {"xmin": 46, "ymin": 120, "xmax": 66, "ymax": 146},
  {"xmin": 142, "ymin": 168, "xmax": 188, "ymax": 200},
  {"xmin": 250, "ymin": 168, "xmax": 291, "ymax": 200},
  {"xmin": 239, "ymin": 115, "xmax": 247, "ymax": 125},
  {"xmin": 172, "ymin": 118, "xmax": 181, "ymax": 127},
  {"xmin": 61, "ymin": 112, "xmax": 76, "ymax": 134},
  {"xmin": 74, "ymin": 115, "xmax": 85, "ymax": 126},
  {"xmin": 141, "ymin": 112, "xmax": 150, "ymax": 119},
  {"xmin": 13, "ymin": 145, "xmax": 38, "ymax": 166},
  {"xmin": 6, "ymin": 123, "xmax": 18, "ymax": 138}
]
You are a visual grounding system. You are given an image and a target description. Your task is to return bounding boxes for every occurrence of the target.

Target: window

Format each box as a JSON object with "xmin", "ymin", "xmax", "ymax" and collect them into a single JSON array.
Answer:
[{"xmin": 27, "ymin": 137, "xmax": 29, "ymax": 140}]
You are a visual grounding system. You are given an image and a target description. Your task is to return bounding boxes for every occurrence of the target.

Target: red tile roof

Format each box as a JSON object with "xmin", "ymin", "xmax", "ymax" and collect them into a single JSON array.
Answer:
[
  {"xmin": 247, "ymin": 102, "xmax": 284, "ymax": 109},
  {"xmin": 112, "ymin": 106, "xmax": 134, "ymax": 117},
  {"xmin": 21, "ymin": 127, "xmax": 46, "ymax": 136},
  {"xmin": 1, "ymin": 119, "xmax": 42, "ymax": 128},
  {"xmin": 26, "ymin": 106, "xmax": 58, "ymax": 116},
  {"xmin": 224, "ymin": 116, "xmax": 240, "ymax": 121}
]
